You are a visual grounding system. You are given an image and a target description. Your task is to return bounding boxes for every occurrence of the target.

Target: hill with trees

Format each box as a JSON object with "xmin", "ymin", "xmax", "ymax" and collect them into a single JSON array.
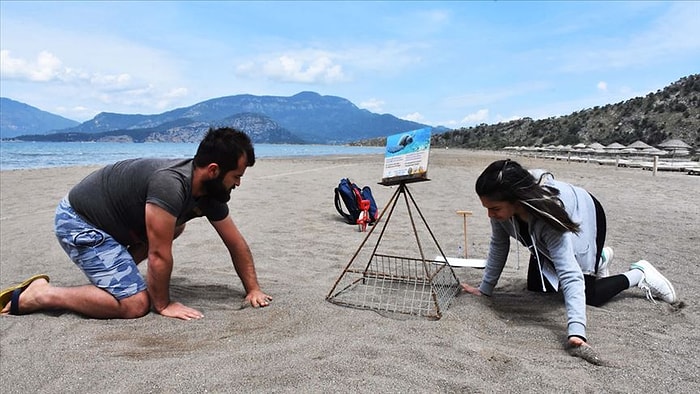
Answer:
[{"xmin": 431, "ymin": 74, "xmax": 699, "ymax": 151}]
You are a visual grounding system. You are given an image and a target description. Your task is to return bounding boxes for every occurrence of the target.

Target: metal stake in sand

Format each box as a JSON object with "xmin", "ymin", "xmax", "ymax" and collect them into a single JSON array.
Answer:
[{"xmin": 456, "ymin": 210, "xmax": 472, "ymax": 258}]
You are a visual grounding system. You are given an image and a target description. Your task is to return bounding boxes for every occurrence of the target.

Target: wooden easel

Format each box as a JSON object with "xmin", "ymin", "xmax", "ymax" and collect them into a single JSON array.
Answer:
[{"xmin": 326, "ymin": 177, "xmax": 461, "ymax": 320}]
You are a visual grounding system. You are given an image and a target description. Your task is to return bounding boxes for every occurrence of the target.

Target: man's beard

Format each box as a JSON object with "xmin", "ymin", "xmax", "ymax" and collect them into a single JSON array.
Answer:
[{"xmin": 202, "ymin": 175, "xmax": 233, "ymax": 203}]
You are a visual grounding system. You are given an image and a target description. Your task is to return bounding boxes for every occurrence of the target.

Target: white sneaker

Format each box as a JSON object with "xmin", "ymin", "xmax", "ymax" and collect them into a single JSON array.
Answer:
[
  {"xmin": 630, "ymin": 260, "xmax": 677, "ymax": 304},
  {"xmin": 597, "ymin": 246, "xmax": 614, "ymax": 278}
]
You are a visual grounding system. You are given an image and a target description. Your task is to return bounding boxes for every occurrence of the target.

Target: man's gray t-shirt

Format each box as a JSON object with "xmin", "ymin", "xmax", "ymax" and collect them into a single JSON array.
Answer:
[{"xmin": 68, "ymin": 158, "xmax": 229, "ymax": 246}]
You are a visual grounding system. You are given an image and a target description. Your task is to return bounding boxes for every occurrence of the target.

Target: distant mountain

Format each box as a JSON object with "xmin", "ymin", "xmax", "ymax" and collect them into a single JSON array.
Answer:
[
  {"xmin": 14, "ymin": 112, "xmax": 305, "ymax": 144},
  {"xmin": 215, "ymin": 112, "xmax": 305, "ymax": 144},
  {"xmin": 165, "ymin": 91, "xmax": 428, "ymax": 143},
  {"xmin": 0, "ymin": 97, "xmax": 80, "ymax": 138},
  {"xmin": 5, "ymin": 91, "xmax": 429, "ymax": 144}
]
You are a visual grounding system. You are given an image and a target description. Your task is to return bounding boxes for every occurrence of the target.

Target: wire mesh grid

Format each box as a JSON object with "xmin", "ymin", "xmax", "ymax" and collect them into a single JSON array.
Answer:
[{"xmin": 327, "ymin": 253, "xmax": 461, "ymax": 319}]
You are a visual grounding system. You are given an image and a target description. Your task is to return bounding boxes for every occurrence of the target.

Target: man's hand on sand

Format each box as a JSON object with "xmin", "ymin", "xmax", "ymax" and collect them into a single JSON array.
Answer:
[
  {"xmin": 159, "ymin": 301, "xmax": 204, "ymax": 320},
  {"xmin": 245, "ymin": 289, "xmax": 273, "ymax": 308}
]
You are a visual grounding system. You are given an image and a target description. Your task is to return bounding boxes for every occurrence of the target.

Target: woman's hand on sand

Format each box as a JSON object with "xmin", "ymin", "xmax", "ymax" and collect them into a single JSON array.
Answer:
[
  {"xmin": 159, "ymin": 301, "xmax": 204, "ymax": 320},
  {"xmin": 567, "ymin": 337, "xmax": 605, "ymax": 365},
  {"xmin": 460, "ymin": 283, "xmax": 482, "ymax": 296}
]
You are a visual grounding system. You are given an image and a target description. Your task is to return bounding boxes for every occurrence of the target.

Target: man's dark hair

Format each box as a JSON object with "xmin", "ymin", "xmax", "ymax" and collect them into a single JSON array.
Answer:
[{"xmin": 194, "ymin": 127, "xmax": 255, "ymax": 172}]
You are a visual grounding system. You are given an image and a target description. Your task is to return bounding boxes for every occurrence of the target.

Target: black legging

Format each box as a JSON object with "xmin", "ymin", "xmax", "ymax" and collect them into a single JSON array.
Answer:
[
  {"xmin": 526, "ymin": 193, "xmax": 630, "ymax": 307},
  {"xmin": 591, "ymin": 194, "xmax": 606, "ymax": 274},
  {"xmin": 584, "ymin": 274, "xmax": 629, "ymax": 307}
]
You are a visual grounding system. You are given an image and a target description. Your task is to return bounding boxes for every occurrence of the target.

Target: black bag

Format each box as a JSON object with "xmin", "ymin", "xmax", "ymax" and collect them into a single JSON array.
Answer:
[{"xmin": 334, "ymin": 178, "xmax": 378, "ymax": 225}]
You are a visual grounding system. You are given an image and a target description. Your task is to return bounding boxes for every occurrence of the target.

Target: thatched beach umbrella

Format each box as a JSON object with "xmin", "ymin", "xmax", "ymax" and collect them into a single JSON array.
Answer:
[
  {"xmin": 604, "ymin": 142, "xmax": 626, "ymax": 155},
  {"xmin": 605, "ymin": 142, "xmax": 626, "ymax": 150},
  {"xmin": 658, "ymin": 139, "xmax": 692, "ymax": 156},
  {"xmin": 628, "ymin": 140, "xmax": 652, "ymax": 150},
  {"xmin": 640, "ymin": 147, "xmax": 669, "ymax": 156},
  {"xmin": 588, "ymin": 142, "xmax": 605, "ymax": 153},
  {"xmin": 658, "ymin": 139, "xmax": 691, "ymax": 150}
]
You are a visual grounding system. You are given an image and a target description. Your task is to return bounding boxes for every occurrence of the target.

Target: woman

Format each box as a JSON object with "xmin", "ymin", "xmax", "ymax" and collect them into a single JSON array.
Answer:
[{"xmin": 461, "ymin": 159, "xmax": 677, "ymax": 352}]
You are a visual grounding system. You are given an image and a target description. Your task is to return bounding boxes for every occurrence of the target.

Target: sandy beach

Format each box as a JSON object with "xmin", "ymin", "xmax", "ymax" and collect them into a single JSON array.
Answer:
[{"xmin": 1, "ymin": 149, "xmax": 698, "ymax": 393}]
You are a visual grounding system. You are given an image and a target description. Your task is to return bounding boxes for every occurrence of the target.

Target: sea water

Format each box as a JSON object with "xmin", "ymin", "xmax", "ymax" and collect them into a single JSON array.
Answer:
[{"xmin": 0, "ymin": 141, "xmax": 384, "ymax": 171}]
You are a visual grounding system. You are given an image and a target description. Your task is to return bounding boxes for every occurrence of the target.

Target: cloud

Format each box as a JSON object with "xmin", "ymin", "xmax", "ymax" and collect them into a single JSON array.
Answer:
[
  {"xmin": 359, "ymin": 98, "xmax": 385, "ymax": 112},
  {"xmin": 155, "ymin": 87, "xmax": 189, "ymax": 110},
  {"xmin": 493, "ymin": 114, "xmax": 525, "ymax": 124},
  {"xmin": 1, "ymin": 49, "xmax": 190, "ymax": 118},
  {"xmin": 236, "ymin": 50, "xmax": 347, "ymax": 84},
  {"xmin": 558, "ymin": 3, "xmax": 700, "ymax": 73},
  {"xmin": 1, "ymin": 50, "xmax": 63, "ymax": 82},
  {"xmin": 382, "ymin": 8, "xmax": 452, "ymax": 37},
  {"xmin": 423, "ymin": 9, "xmax": 450, "ymax": 25},
  {"xmin": 89, "ymin": 73, "xmax": 134, "ymax": 90},
  {"xmin": 164, "ymin": 87, "xmax": 189, "ymax": 99},
  {"xmin": 235, "ymin": 40, "xmax": 427, "ymax": 86},
  {"xmin": 442, "ymin": 81, "xmax": 550, "ymax": 109},
  {"xmin": 1, "ymin": 49, "xmax": 138, "ymax": 90},
  {"xmin": 402, "ymin": 112, "xmax": 424, "ymax": 122},
  {"xmin": 55, "ymin": 105, "xmax": 93, "ymax": 120},
  {"xmin": 597, "ymin": 81, "xmax": 608, "ymax": 92},
  {"xmin": 341, "ymin": 41, "xmax": 426, "ymax": 73},
  {"xmin": 640, "ymin": 2, "xmax": 700, "ymax": 53},
  {"xmin": 460, "ymin": 109, "xmax": 489, "ymax": 125}
]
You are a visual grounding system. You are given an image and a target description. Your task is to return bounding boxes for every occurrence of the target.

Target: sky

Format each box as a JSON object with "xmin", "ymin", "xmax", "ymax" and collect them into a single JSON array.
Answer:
[{"xmin": 1, "ymin": 1, "xmax": 699, "ymax": 128}]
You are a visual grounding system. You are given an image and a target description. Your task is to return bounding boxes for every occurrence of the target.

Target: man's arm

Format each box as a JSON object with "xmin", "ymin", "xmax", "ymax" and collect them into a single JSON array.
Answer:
[
  {"xmin": 211, "ymin": 216, "xmax": 272, "ymax": 307},
  {"xmin": 145, "ymin": 203, "xmax": 203, "ymax": 320}
]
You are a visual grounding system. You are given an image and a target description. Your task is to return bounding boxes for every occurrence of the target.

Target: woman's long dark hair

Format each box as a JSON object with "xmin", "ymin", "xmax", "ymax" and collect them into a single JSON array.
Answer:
[{"xmin": 475, "ymin": 159, "xmax": 580, "ymax": 234}]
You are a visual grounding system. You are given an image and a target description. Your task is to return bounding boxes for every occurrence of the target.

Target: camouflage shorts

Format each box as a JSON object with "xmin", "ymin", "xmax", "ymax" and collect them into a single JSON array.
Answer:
[{"xmin": 55, "ymin": 197, "xmax": 147, "ymax": 300}]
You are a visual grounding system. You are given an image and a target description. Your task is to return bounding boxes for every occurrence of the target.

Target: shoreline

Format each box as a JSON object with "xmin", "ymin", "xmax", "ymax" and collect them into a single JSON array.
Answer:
[{"xmin": 2, "ymin": 146, "xmax": 697, "ymax": 174}]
